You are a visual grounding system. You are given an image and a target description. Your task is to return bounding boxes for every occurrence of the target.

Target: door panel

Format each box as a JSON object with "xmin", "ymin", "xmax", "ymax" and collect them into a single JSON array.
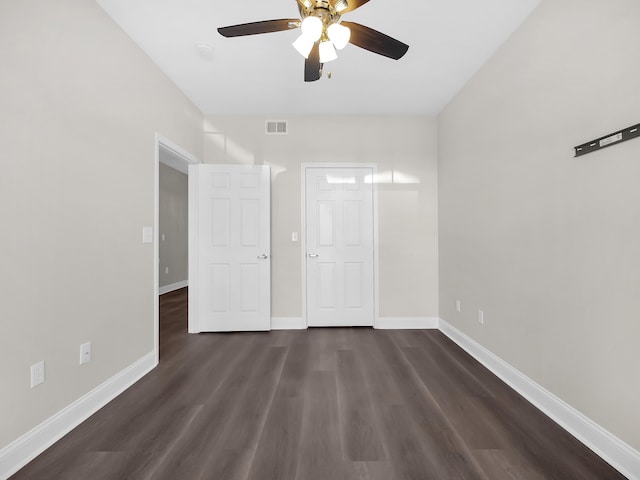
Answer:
[
  {"xmin": 318, "ymin": 202, "xmax": 336, "ymax": 246},
  {"xmin": 211, "ymin": 263, "xmax": 230, "ymax": 312},
  {"xmin": 318, "ymin": 262, "xmax": 337, "ymax": 309},
  {"xmin": 211, "ymin": 199, "xmax": 230, "ymax": 246},
  {"xmin": 191, "ymin": 164, "xmax": 270, "ymax": 332},
  {"xmin": 306, "ymin": 167, "xmax": 375, "ymax": 327},
  {"xmin": 344, "ymin": 262, "xmax": 364, "ymax": 308},
  {"xmin": 241, "ymin": 199, "xmax": 259, "ymax": 246},
  {"xmin": 344, "ymin": 201, "xmax": 362, "ymax": 246},
  {"xmin": 240, "ymin": 263, "xmax": 260, "ymax": 312}
]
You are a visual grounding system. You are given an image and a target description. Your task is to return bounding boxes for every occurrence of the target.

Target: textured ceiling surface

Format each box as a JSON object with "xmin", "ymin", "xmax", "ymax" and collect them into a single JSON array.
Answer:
[{"xmin": 96, "ymin": 0, "xmax": 540, "ymax": 115}]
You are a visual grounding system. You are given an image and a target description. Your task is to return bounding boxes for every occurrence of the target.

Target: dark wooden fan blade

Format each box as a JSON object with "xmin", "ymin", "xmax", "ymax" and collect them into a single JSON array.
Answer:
[
  {"xmin": 339, "ymin": 0, "xmax": 371, "ymax": 14},
  {"xmin": 218, "ymin": 19, "xmax": 300, "ymax": 37},
  {"xmin": 304, "ymin": 43, "xmax": 322, "ymax": 82},
  {"xmin": 340, "ymin": 21, "xmax": 409, "ymax": 60}
]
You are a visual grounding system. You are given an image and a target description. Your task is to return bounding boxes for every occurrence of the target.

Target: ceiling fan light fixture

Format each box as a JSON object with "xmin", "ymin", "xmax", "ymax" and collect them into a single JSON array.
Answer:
[
  {"xmin": 300, "ymin": 16, "xmax": 323, "ymax": 41},
  {"xmin": 292, "ymin": 34, "xmax": 314, "ymax": 58},
  {"xmin": 217, "ymin": 0, "xmax": 410, "ymax": 83},
  {"xmin": 334, "ymin": 0, "xmax": 349, "ymax": 13},
  {"xmin": 319, "ymin": 40, "xmax": 337, "ymax": 63},
  {"xmin": 327, "ymin": 23, "xmax": 350, "ymax": 50}
]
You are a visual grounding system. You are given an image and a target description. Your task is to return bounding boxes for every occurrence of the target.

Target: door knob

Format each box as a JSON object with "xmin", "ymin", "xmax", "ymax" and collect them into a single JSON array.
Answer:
[
  {"xmin": 308, "ymin": 253, "xmax": 319, "ymax": 258},
  {"xmin": 257, "ymin": 254, "xmax": 268, "ymax": 259}
]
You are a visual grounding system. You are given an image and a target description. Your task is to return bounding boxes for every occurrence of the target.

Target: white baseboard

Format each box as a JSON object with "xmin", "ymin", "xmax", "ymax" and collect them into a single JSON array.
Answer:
[
  {"xmin": 271, "ymin": 317, "xmax": 306, "ymax": 330},
  {"xmin": 271, "ymin": 316, "xmax": 440, "ymax": 331},
  {"xmin": 375, "ymin": 316, "xmax": 440, "ymax": 330},
  {"xmin": 0, "ymin": 352, "xmax": 157, "ymax": 480},
  {"xmin": 158, "ymin": 280, "xmax": 188, "ymax": 295},
  {"xmin": 439, "ymin": 318, "xmax": 640, "ymax": 480},
  {"xmin": 6, "ymin": 319, "xmax": 636, "ymax": 480}
]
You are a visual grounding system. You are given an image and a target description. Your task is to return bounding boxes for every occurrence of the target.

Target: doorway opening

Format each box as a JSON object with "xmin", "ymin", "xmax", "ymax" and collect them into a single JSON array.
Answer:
[{"xmin": 154, "ymin": 134, "xmax": 199, "ymax": 364}]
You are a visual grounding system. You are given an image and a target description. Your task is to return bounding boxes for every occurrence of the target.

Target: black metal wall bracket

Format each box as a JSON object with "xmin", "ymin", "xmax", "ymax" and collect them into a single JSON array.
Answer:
[{"xmin": 574, "ymin": 123, "xmax": 640, "ymax": 157}]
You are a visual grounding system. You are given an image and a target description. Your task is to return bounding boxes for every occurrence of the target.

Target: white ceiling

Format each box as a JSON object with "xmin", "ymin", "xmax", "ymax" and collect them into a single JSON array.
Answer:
[{"xmin": 96, "ymin": 0, "xmax": 540, "ymax": 116}]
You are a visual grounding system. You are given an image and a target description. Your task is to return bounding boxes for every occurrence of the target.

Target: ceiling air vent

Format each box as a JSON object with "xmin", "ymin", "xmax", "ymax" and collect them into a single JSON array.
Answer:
[{"xmin": 265, "ymin": 120, "xmax": 288, "ymax": 135}]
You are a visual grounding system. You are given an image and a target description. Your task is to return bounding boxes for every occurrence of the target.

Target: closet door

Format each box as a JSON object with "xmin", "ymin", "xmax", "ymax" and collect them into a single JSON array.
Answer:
[{"xmin": 305, "ymin": 167, "xmax": 375, "ymax": 327}]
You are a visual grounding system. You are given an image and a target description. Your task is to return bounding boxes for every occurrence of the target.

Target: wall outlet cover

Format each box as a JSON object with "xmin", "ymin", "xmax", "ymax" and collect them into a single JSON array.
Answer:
[{"xmin": 30, "ymin": 361, "xmax": 45, "ymax": 388}]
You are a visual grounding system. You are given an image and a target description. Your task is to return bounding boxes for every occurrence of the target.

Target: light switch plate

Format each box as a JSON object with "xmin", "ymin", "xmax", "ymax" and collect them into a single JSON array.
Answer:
[
  {"xmin": 142, "ymin": 227, "xmax": 153, "ymax": 244},
  {"xmin": 80, "ymin": 342, "xmax": 92, "ymax": 365}
]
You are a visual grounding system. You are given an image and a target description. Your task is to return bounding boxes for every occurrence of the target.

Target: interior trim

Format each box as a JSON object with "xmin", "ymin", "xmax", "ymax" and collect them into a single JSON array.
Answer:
[
  {"xmin": 155, "ymin": 133, "xmax": 201, "ymax": 358},
  {"xmin": 0, "ymin": 352, "xmax": 156, "ymax": 480},
  {"xmin": 271, "ymin": 317, "xmax": 306, "ymax": 330},
  {"xmin": 6, "ymin": 319, "xmax": 637, "ymax": 479},
  {"xmin": 375, "ymin": 316, "xmax": 439, "ymax": 329},
  {"xmin": 439, "ymin": 318, "xmax": 640, "ymax": 480},
  {"xmin": 158, "ymin": 280, "xmax": 188, "ymax": 296},
  {"xmin": 271, "ymin": 316, "xmax": 441, "ymax": 330}
]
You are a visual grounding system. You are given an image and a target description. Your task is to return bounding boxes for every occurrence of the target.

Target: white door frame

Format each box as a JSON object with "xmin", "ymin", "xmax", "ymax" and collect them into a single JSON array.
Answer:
[
  {"xmin": 301, "ymin": 163, "xmax": 380, "ymax": 328},
  {"xmin": 154, "ymin": 134, "xmax": 200, "ymax": 364}
]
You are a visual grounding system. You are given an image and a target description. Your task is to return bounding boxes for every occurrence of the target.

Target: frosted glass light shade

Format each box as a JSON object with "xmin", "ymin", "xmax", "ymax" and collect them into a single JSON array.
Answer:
[
  {"xmin": 292, "ymin": 34, "xmax": 314, "ymax": 58},
  {"xmin": 327, "ymin": 23, "xmax": 351, "ymax": 50},
  {"xmin": 334, "ymin": 0, "xmax": 348, "ymax": 12},
  {"xmin": 301, "ymin": 16, "xmax": 323, "ymax": 41},
  {"xmin": 319, "ymin": 40, "xmax": 337, "ymax": 63}
]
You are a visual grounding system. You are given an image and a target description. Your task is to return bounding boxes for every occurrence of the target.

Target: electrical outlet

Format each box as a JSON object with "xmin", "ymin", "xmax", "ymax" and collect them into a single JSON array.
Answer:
[
  {"xmin": 30, "ymin": 361, "xmax": 45, "ymax": 388},
  {"xmin": 80, "ymin": 342, "xmax": 92, "ymax": 365},
  {"xmin": 478, "ymin": 310, "xmax": 484, "ymax": 325},
  {"xmin": 455, "ymin": 300, "xmax": 461, "ymax": 313}
]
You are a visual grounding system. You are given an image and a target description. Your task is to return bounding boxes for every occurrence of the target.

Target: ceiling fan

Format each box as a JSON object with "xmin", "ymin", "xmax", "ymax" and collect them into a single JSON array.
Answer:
[{"xmin": 217, "ymin": 0, "xmax": 409, "ymax": 82}]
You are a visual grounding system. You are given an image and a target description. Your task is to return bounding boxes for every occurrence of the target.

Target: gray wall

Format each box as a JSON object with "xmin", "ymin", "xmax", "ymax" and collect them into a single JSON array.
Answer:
[
  {"xmin": 159, "ymin": 162, "xmax": 188, "ymax": 289},
  {"xmin": 438, "ymin": 0, "xmax": 640, "ymax": 450},
  {"xmin": 204, "ymin": 115, "xmax": 439, "ymax": 319},
  {"xmin": 0, "ymin": 0, "xmax": 203, "ymax": 450}
]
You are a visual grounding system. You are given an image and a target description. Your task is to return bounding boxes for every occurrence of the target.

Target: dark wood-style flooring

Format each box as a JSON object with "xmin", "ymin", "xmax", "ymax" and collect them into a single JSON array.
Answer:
[{"xmin": 13, "ymin": 288, "xmax": 625, "ymax": 479}]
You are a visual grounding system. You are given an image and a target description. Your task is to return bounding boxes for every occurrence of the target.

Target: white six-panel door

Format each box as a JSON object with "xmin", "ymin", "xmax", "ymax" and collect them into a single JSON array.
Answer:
[
  {"xmin": 189, "ymin": 164, "xmax": 270, "ymax": 332},
  {"xmin": 305, "ymin": 167, "xmax": 375, "ymax": 327}
]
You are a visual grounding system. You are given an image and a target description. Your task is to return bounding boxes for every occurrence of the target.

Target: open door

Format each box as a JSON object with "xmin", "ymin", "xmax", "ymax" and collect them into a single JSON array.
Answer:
[{"xmin": 189, "ymin": 164, "xmax": 271, "ymax": 332}]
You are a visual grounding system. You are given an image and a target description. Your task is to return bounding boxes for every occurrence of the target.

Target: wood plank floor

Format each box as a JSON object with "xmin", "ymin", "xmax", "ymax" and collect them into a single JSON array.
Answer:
[{"xmin": 12, "ymin": 288, "xmax": 626, "ymax": 479}]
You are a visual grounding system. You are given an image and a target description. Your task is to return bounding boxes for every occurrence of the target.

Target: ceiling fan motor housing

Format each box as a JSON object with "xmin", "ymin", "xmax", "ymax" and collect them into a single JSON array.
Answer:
[{"xmin": 299, "ymin": 1, "xmax": 341, "ymax": 30}]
